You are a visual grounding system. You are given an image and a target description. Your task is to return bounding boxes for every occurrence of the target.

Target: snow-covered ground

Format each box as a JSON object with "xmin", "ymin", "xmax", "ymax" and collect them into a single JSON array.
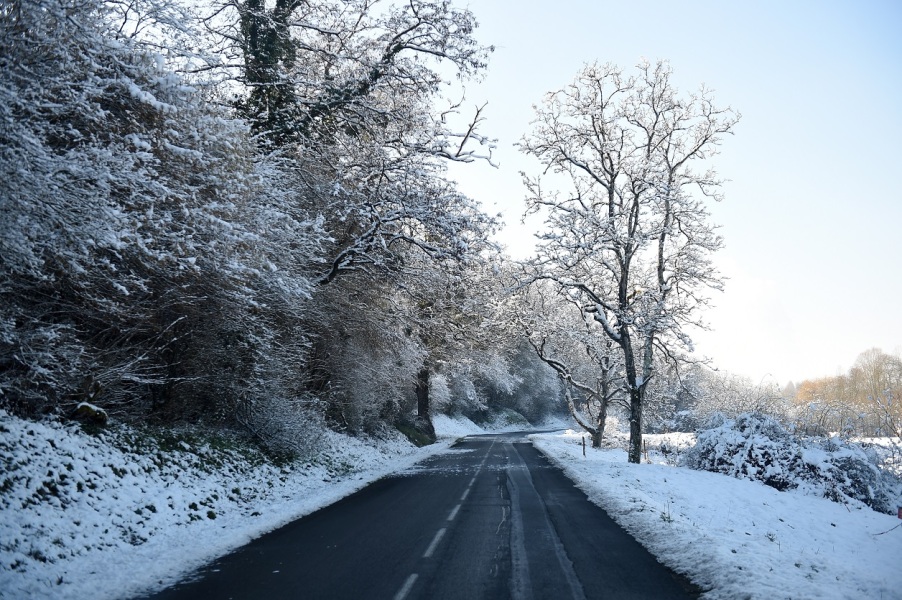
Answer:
[
  {"xmin": 431, "ymin": 412, "xmax": 564, "ymax": 438},
  {"xmin": 5, "ymin": 409, "xmax": 901, "ymax": 600},
  {"xmin": 531, "ymin": 428, "xmax": 902, "ymax": 600},
  {"xmin": 0, "ymin": 411, "xmax": 461, "ymax": 599}
]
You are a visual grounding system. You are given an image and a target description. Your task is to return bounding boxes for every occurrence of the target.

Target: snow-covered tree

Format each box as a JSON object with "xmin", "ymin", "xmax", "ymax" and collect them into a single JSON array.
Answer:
[
  {"xmin": 517, "ymin": 281, "xmax": 624, "ymax": 446},
  {"xmin": 299, "ymin": 236, "xmax": 506, "ymax": 437},
  {"xmin": 301, "ymin": 273, "xmax": 425, "ymax": 433},
  {"xmin": 199, "ymin": 0, "xmax": 498, "ymax": 286},
  {"xmin": 399, "ymin": 248, "xmax": 509, "ymax": 435},
  {"xmin": 686, "ymin": 368, "xmax": 790, "ymax": 426},
  {"xmin": 519, "ymin": 60, "xmax": 739, "ymax": 463},
  {"xmin": 469, "ymin": 341, "xmax": 563, "ymax": 424},
  {"xmin": 1, "ymin": 0, "xmax": 502, "ymax": 458},
  {"xmin": 204, "ymin": 0, "xmax": 491, "ymax": 148},
  {"xmin": 0, "ymin": 0, "xmax": 325, "ymax": 443}
]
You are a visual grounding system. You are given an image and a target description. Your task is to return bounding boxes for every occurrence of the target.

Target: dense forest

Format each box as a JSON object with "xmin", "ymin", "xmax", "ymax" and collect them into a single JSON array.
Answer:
[
  {"xmin": 0, "ymin": 0, "xmax": 563, "ymax": 454},
  {"xmin": 2, "ymin": 0, "xmax": 899, "ymax": 466}
]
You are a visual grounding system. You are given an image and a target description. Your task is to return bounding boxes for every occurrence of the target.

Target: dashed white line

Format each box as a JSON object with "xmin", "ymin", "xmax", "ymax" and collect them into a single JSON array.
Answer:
[
  {"xmin": 447, "ymin": 503, "xmax": 461, "ymax": 521},
  {"xmin": 423, "ymin": 527, "xmax": 446, "ymax": 558},
  {"xmin": 393, "ymin": 573, "xmax": 418, "ymax": 600},
  {"xmin": 397, "ymin": 440, "xmax": 496, "ymax": 599}
]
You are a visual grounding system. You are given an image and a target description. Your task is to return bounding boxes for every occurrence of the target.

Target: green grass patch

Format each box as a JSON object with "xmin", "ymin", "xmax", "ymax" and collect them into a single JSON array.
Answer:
[{"xmin": 396, "ymin": 423, "xmax": 434, "ymax": 447}]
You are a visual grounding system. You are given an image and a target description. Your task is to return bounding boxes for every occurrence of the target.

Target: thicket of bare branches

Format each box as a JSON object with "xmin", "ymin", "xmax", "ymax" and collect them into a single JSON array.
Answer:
[{"xmin": 1, "ymin": 0, "xmax": 542, "ymax": 454}]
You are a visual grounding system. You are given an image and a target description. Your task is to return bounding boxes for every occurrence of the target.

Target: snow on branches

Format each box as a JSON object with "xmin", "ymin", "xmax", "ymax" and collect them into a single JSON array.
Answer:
[{"xmin": 518, "ymin": 60, "xmax": 739, "ymax": 463}]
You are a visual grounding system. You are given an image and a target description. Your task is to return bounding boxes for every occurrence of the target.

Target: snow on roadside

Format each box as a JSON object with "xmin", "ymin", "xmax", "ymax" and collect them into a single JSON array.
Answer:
[
  {"xmin": 531, "ymin": 430, "xmax": 902, "ymax": 600},
  {"xmin": 431, "ymin": 412, "xmax": 552, "ymax": 439},
  {"xmin": 0, "ymin": 410, "xmax": 453, "ymax": 600},
  {"xmin": 433, "ymin": 414, "xmax": 488, "ymax": 439}
]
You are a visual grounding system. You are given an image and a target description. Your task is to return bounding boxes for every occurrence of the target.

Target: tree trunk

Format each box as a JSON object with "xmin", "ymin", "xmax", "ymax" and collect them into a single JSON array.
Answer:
[
  {"xmin": 238, "ymin": 0, "xmax": 300, "ymax": 145},
  {"xmin": 592, "ymin": 398, "xmax": 608, "ymax": 448},
  {"xmin": 593, "ymin": 366, "xmax": 613, "ymax": 449},
  {"xmin": 628, "ymin": 336, "xmax": 655, "ymax": 463},
  {"xmin": 562, "ymin": 385, "xmax": 599, "ymax": 442},
  {"xmin": 416, "ymin": 365, "xmax": 430, "ymax": 420},
  {"xmin": 620, "ymin": 328, "xmax": 644, "ymax": 464},
  {"xmin": 591, "ymin": 429, "xmax": 602, "ymax": 448},
  {"xmin": 415, "ymin": 365, "xmax": 436, "ymax": 439},
  {"xmin": 627, "ymin": 386, "xmax": 643, "ymax": 463}
]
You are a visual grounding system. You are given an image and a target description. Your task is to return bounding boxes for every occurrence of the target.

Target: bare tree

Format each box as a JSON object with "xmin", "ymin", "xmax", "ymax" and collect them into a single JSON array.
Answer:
[
  {"xmin": 519, "ymin": 282, "xmax": 623, "ymax": 447},
  {"xmin": 202, "ymin": 0, "xmax": 492, "ymax": 148},
  {"xmin": 519, "ymin": 60, "xmax": 739, "ymax": 463},
  {"xmin": 793, "ymin": 348, "xmax": 902, "ymax": 437}
]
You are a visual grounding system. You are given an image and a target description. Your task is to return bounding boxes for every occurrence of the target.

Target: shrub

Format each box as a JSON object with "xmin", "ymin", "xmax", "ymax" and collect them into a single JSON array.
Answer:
[{"xmin": 683, "ymin": 413, "xmax": 902, "ymax": 514}]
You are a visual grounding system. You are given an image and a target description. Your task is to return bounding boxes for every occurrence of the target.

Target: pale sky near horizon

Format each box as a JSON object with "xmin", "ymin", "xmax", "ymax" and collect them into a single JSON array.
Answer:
[{"xmin": 445, "ymin": 0, "xmax": 902, "ymax": 386}]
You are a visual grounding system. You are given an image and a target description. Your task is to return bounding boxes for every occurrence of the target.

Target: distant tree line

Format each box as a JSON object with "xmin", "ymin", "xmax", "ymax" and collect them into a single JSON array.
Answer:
[{"xmin": 789, "ymin": 348, "xmax": 902, "ymax": 438}]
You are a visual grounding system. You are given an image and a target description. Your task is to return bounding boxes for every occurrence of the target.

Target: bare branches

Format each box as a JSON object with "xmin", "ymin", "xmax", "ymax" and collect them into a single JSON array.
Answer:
[
  {"xmin": 212, "ymin": 0, "xmax": 493, "ymax": 150},
  {"xmin": 518, "ymin": 59, "xmax": 738, "ymax": 462}
]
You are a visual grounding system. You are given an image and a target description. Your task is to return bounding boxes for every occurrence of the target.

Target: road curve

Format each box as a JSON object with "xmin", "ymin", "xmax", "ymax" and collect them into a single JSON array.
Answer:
[{"xmin": 142, "ymin": 432, "xmax": 698, "ymax": 599}]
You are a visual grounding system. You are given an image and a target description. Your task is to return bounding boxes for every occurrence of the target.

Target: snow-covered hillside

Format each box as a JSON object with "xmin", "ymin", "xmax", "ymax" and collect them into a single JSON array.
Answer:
[
  {"xmin": 531, "ymin": 429, "xmax": 902, "ymax": 600},
  {"xmin": 0, "ymin": 411, "xmax": 453, "ymax": 599}
]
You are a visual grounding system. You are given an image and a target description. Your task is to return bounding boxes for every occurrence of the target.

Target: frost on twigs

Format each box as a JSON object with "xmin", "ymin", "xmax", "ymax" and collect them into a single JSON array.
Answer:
[
  {"xmin": 683, "ymin": 412, "xmax": 902, "ymax": 514},
  {"xmin": 235, "ymin": 395, "xmax": 325, "ymax": 460}
]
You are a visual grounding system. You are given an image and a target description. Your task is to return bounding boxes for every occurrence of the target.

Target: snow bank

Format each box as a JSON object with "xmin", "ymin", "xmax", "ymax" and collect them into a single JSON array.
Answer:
[
  {"xmin": 531, "ymin": 429, "xmax": 902, "ymax": 600},
  {"xmin": 432, "ymin": 411, "xmax": 545, "ymax": 440},
  {"xmin": 432, "ymin": 414, "xmax": 488, "ymax": 439},
  {"xmin": 0, "ymin": 411, "xmax": 451, "ymax": 599}
]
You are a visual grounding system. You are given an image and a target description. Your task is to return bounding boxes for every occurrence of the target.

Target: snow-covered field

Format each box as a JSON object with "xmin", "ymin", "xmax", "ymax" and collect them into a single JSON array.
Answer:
[{"xmin": 531, "ymin": 429, "xmax": 902, "ymax": 600}]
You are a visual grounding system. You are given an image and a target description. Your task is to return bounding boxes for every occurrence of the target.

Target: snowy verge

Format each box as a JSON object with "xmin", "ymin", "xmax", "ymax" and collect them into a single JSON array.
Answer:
[
  {"xmin": 432, "ymin": 411, "xmax": 572, "ymax": 441},
  {"xmin": 432, "ymin": 412, "xmax": 553, "ymax": 439},
  {"xmin": 530, "ymin": 430, "xmax": 902, "ymax": 600},
  {"xmin": 433, "ymin": 414, "xmax": 489, "ymax": 439},
  {"xmin": 0, "ymin": 411, "xmax": 453, "ymax": 600}
]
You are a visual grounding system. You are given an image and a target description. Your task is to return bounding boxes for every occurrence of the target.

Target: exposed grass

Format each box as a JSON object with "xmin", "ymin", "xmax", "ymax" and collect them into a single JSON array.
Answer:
[{"xmin": 395, "ymin": 423, "xmax": 434, "ymax": 447}]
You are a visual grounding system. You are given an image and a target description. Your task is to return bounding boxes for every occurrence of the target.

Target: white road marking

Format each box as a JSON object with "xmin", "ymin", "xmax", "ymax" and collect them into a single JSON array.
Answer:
[
  {"xmin": 423, "ymin": 528, "xmax": 446, "ymax": 558},
  {"xmin": 398, "ymin": 438, "xmax": 497, "ymax": 599},
  {"xmin": 457, "ymin": 439, "xmax": 492, "ymax": 506},
  {"xmin": 393, "ymin": 573, "xmax": 418, "ymax": 600},
  {"xmin": 447, "ymin": 504, "xmax": 461, "ymax": 521},
  {"xmin": 507, "ymin": 465, "xmax": 533, "ymax": 600}
]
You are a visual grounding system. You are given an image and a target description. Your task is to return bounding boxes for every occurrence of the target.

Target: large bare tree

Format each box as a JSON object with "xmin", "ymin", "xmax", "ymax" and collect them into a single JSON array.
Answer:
[{"xmin": 519, "ymin": 60, "xmax": 739, "ymax": 463}]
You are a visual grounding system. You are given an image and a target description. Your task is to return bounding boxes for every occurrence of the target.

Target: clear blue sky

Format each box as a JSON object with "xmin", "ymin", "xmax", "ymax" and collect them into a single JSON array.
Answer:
[{"xmin": 447, "ymin": 0, "xmax": 902, "ymax": 384}]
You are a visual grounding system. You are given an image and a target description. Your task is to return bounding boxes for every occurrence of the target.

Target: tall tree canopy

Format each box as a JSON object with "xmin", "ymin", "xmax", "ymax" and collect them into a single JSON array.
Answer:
[
  {"xmin": 519, "ymin": 60, "xmax": 739, "ymax": 463},
  {"xmin": 0, "ymin": 0, "xmax": 510, "ymax": 449}
]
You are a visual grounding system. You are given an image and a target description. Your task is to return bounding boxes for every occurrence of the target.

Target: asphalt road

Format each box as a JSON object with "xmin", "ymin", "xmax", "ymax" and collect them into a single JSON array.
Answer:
[{"xmin": 143, "ymin": 432, "xmax": 698, "ymax": 600}]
